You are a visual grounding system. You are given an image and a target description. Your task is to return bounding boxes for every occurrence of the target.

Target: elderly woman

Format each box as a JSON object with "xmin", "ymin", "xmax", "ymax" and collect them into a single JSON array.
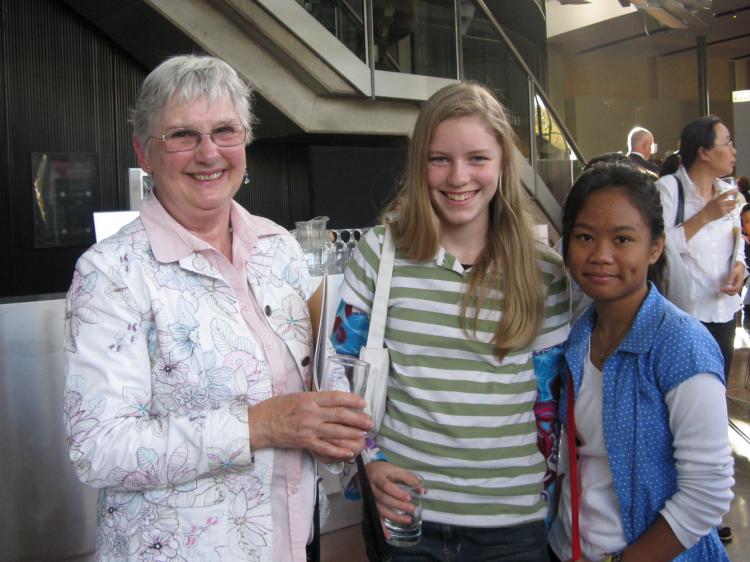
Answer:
[{"xmin": 63, "ymin": 55, "xmax": 370, "ymax": 562}]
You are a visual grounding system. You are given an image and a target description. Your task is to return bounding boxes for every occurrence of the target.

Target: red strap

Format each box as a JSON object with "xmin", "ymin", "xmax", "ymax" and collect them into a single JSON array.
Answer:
[{"xmin": 567, "ymin": 372, "xmax": 581, "ymax": 561}]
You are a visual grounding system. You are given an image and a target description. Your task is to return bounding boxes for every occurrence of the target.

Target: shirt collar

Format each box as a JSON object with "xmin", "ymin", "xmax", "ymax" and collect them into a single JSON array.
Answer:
[
  {"xmin": 139, "ymin": 190, "xmax": 279, "ymax": 263},
  {"xmin": 675, "ymin": 164, "xmax": 729, "ymax": 195},
  {"xmin": 436, "ymin": 247, "xmax": 472, "ymax": 275}
]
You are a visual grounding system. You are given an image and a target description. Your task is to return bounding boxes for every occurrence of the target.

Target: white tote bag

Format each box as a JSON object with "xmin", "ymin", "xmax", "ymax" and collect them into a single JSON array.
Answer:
[
  {"xmin": 663, "ymin": 245, "xmax": 695, "ymax": 314},
  {"xmin": 359, "ymin": 225, "xmax": 395, "ymax": 433}
]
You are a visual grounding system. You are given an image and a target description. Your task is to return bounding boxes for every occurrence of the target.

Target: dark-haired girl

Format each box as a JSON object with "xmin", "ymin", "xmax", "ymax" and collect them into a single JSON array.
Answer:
[
  {"xmin": 657, "ymin": 116, "xmax": 743, "ymax": 376},
  {"xmin": 548, "ymin": 163, "xmax": 733, "ymax": 562}
]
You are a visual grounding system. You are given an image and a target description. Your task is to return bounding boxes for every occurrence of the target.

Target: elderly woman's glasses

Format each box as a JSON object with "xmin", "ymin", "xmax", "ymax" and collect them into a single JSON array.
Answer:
[{"xmin": 151, "ymin": 124, "xmax": 247, "ymax": 152}]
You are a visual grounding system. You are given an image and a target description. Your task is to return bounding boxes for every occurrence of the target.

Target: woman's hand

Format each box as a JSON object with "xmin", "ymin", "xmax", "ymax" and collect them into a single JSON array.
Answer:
[
  {"xmin": 249, "ymin": 391, "xmax": 371, "ymax": 461},
  {"xmin": 720, "ymin": 261, "xmax": 746, "ymax": 295},
  {"xmin": 365, "ymin": 461, "xmax": 425, "ymax": 537},
  {"xmin": 702, "ymin": 189, "xmax": 738, "ymax": 223},
  {"xmin": 684, "ymin": 190, "xmax": 738, "ymax": 240}
]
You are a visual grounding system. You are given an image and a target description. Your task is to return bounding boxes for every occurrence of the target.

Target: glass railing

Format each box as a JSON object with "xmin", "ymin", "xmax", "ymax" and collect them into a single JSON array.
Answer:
[
  {"xmin": 461, "ymin": 5, "xmax": 532, "ymax": 159},
  {"xmin": 298, "ymin": 0, "xmax": 457, "ymax": 78},
  {"xmin": 295, "ymin": 0, "xmax": 586, "ymax": 213},
  {"xmin": 376, "ymin": 0, "xmax": 456, "ymax": 78},
  {"xmin": 533, "ymin": 93, "xmax": 585, "ymax": 206},
  {"xmin": 296, "ymin": 0, "xmax": 367, "ymax": 63},
  {"xmin": 467, "ymin": 1, "xmax": 585, "ymax": 208}
]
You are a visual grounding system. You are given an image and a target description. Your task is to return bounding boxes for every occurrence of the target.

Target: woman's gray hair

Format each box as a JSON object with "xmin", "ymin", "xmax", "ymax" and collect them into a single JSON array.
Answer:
[{"xmin": 131, "ymin": 54, "xmax": 256, "ymax": 148}]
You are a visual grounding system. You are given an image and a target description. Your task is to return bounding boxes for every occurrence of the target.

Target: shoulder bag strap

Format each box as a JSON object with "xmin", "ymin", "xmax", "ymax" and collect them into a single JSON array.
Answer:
[
  {"xmin": 366, "ymin": 225, "xmax": 396, "ymax": 348},
  {"xmin": 674, "ymin": 176, "xmax": 685, "ymax": 226},
  {"xmin": 567, "ymin": 371, "xmax": 581, "ymax": 562}
]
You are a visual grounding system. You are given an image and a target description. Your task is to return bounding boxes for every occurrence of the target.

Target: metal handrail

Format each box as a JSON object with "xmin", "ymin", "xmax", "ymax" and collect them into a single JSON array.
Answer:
[{"xmin": 472, "ymin": 0, "xmax": 586, "ymax": 165}]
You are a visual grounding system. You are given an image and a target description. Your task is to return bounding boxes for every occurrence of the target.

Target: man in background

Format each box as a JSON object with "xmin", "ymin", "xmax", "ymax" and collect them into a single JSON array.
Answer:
[{"xmin": 627, "ymin": 126, "xmax": 661, "ymax": 175}]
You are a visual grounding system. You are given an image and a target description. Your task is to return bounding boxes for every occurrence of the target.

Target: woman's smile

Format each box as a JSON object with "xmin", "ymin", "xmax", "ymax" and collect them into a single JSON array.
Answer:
[
  {"xmin": 442, "ymin": 190, "xmax": 478, "ymax": 203},
  {"xmin": 189, "ymin": 170, "xmax": 225, "ymax": 181}
]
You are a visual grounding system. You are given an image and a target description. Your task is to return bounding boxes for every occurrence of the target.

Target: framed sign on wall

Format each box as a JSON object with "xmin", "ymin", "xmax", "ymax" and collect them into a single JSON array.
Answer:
[{"xmin": 31, "ymin": 153, "xmax": 99, "ymax": 249}]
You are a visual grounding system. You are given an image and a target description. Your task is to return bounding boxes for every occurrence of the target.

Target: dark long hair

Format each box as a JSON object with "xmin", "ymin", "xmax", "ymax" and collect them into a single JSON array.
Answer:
[
  {"xmin": 660, "ymin": 115, "xmax": 722, "ymax": 176},
  {"xmin": 562, "ymin": 162, "xmax": 666, "ymax": 290}
]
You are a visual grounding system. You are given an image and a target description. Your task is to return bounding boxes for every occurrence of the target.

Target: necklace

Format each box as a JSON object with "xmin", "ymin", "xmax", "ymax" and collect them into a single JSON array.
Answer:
[{"xmin": 593, "ymin": 321, "xmax": 631, "ymax": 363}]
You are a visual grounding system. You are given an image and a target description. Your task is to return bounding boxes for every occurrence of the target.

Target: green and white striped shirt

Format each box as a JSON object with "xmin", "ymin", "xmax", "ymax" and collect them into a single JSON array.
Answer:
[{"xmin": 339, "ymin": 225, "xmax": 570, "ymax": 528}]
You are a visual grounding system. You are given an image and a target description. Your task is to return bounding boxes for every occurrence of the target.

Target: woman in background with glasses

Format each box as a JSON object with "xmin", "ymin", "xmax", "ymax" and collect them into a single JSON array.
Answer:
[
  {"xmin": 657, "ymin": 116, "xmax": 740, "ymax": 546},
  {"xmin": 63, "ymin": 54, "xmax": 370, "ymax": 561},
  {"xmin": 657, "ymin": 117, "xmax": 742, "ymax": 380}
]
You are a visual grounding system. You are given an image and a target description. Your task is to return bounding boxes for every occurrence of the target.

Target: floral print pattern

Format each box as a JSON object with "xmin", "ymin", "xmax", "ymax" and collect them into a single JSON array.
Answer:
[{"xmin": 64, "ymin": 215, "xmax": 316, "ymax": 561}]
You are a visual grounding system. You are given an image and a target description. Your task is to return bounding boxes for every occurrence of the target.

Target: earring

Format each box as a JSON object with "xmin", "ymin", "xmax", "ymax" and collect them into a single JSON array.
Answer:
[
  {"xmin": 243, "ymin": 170, "xmax": 250, "ymax": 185},
  {"xmin": 142, "ymin": 162, "xmax": 151, "ymax": 173}
]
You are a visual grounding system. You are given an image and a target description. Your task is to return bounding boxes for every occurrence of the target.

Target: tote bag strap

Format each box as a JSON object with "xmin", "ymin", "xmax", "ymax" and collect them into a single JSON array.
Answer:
[
  {"xmin": 567, "ymin": 371, "xmax": 581, "ymax": 561},
  {"xmin": 366, "ymin": 225, "xmax": 395, "ymax": 348},
  {"xmin": 674, "ymin": 176, "xmax": 685, "ymax": 226}
]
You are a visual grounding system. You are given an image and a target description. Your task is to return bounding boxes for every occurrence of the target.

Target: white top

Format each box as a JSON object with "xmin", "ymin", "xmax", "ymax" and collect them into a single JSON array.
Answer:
[
  {"xmin": 656, "ymin": 165, "xmax": 745, "ymax": 322},
  {"xmin": 549, "ymin": 345, "xmax": 734, "ymax": 562}
]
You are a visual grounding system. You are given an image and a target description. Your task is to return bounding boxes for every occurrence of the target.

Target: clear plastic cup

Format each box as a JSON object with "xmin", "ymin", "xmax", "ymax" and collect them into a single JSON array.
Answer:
[{"xmin": 295, "ymin": 216, "xmax": 329, "ymax": 275}]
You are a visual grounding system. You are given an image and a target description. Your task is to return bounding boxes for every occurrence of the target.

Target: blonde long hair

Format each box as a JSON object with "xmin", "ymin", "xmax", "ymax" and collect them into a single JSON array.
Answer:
[{"xmin": 384, "ymin": 82, "xmax": 545, "ymax": 358}]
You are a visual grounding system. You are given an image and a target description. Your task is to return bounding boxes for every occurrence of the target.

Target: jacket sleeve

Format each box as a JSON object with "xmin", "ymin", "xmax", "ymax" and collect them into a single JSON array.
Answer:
[
  {"xmin": 659, "ymin": 374, "xmax": 734, "ymax": 548},
  {"xmin": 63, "ymin": 250, "xmax": 253, "ymax": 492}
]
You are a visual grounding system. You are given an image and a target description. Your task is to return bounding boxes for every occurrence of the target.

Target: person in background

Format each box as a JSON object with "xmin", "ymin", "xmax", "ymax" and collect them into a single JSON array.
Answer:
[
  {"xmin": 333, "ymin": 81, "xmax": 570, "ymax": 561},
  {"xmin": 627, "ymin": 127, "xmax": 661, "ymax": 175},
  {"xmin": 63, "ymin": 54, "xmax": 370, "ymax": 562},
  {"xmin": 585, "ymin": 152, "xmax": 632, "ymax": 170},
  {"xmin": 656, "ymin": 116, "xmax": 743, "ymax": 378},
  {"xmin": 740, "ymin": 203, "xmax": 750, "ymax": 329},
  {"xmin": 549, "ymin": 162, "xmax": 733, "ymax": 562},
  {"xmin": 656, "ymin": 116, "xmax": 741, "ymax": 544},
  {"xmin": 737, "ymin": 176, "xmax": 749, "ymax": 203}
]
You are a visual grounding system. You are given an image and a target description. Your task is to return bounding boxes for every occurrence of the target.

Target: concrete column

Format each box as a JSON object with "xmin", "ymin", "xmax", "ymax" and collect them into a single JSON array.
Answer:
[{"xmin": 697, "ymin": 35, "xmax": 708, "ymax": 115}]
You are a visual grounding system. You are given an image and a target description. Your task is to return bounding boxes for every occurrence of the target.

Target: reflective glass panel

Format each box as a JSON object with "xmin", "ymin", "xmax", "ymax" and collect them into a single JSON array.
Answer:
[
  {"xmin": 373, "ymin": 0, "xmax": 456, "ymax": 78},
  {"xmin": 533, "ymin": 93, "xmax": 584, "ymax": 205},
  {"xmin": 298, "ymin": 0, "xmax": 367, "ymax": 62},
  {"xmin": 461, "ymin": 4, "xmax": 531, "ymax": 158}
]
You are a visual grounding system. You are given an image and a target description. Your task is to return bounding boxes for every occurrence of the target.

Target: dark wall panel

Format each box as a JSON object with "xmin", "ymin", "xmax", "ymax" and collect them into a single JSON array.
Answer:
[
  {"xmin": 309, "ymin": 146, "xmax": 406, "ymax": 229},
  {"xmin": 0, "ymin": 2, "xmax": 12, "ymax": 294},
  {"xmin": 238, "ymin": 142, "xmax": 310, "ymax": 229},
  {"xmin": 0, "ymin": 0, "xmax": 146, "ymax": 298},
  {"xmin": 0, "ymin": 1, "xmax": 407, "ymax": 298}
]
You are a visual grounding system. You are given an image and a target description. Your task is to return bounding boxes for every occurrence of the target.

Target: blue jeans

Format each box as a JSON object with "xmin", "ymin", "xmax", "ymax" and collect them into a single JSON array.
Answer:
[{"xmin": 387, "ymin": 520, "xmax": 550, "ymax": 562}]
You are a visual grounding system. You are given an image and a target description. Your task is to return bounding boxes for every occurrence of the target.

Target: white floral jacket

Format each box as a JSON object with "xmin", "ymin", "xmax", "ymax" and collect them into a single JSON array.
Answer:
[{"xmin": 63, "ymin": 200, "xmax": 317, "ymax": 561}]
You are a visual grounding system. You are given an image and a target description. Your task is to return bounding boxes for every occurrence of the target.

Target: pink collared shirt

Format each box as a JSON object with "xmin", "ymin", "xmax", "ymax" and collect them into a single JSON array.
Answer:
[{"xmin": 140, "ymin": 195, "xmax": 316, "ymax": 562}]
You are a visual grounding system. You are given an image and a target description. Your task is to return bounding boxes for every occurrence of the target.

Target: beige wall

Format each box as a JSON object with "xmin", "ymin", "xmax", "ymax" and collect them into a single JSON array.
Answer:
[{"xmin": 549, "ymin": 43, "xmax": 737, "ymax": 163}]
